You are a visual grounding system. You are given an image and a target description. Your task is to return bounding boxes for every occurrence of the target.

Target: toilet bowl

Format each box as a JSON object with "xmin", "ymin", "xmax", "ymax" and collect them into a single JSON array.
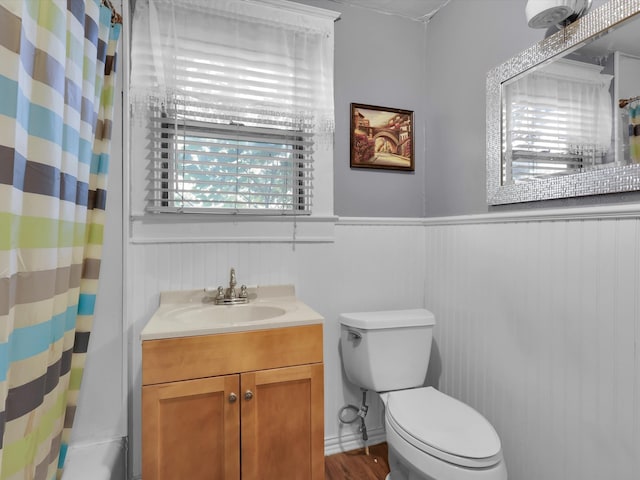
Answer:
[
  {"xmin": 382, "ymin": 388, "xmax": 506, "ymax": 480},
  {"xmin": 339, "ymin": 309, "xmax": 507, "ymax": 480}
]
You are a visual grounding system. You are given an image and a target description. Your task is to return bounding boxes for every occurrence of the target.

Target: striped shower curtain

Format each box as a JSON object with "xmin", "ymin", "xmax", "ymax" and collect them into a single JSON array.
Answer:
[
  {"xmin": 0, "ymin": 1, "xmax": 121, "ymax": 478},
  {"xmin": 630, "ymin": 99, "xmax": 640, "ymax": 163}
]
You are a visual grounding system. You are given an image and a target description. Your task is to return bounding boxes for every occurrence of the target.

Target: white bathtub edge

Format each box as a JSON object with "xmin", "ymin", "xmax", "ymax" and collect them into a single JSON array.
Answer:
[{"xmin": 62, "ymin": 437, "xmax": 126, "ymax": 480}]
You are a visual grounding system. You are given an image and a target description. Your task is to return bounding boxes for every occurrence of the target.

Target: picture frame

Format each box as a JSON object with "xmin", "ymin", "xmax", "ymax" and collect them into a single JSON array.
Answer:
[{"xmin": 350, "ymin": 103, "xmax": 414, "ymax": 171}]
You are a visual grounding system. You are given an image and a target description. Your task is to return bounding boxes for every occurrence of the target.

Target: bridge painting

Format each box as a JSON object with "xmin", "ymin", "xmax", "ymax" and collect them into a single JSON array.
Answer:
[{"xmin": 350, "ymin": 103, "xmax": 414, "ymax": 171}]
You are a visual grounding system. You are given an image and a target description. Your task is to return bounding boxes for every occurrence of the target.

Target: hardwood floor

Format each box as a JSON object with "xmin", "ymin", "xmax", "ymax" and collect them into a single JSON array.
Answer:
[{"xmin": 325, "ymin": 443, "xmax": 390, "ymax": 480}]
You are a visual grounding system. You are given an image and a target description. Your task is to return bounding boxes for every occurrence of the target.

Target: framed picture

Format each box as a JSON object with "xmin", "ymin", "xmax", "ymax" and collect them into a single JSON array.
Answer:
[{"xmin": 350, "ymin": 103, "xmax": 414, "ymax": 171}]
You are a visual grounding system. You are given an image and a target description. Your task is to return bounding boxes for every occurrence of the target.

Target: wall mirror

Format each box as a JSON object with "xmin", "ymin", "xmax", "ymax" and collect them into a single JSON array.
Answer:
[{"xmin": 487, "ymin": 0, "xmax": 640, "ymax": 205}]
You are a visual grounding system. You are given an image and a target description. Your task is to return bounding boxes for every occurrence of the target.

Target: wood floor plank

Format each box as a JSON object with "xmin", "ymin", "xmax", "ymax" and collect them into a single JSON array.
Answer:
[{"xmin": 325, "ymin": 443, "xmax": 390, "ymax": 480}]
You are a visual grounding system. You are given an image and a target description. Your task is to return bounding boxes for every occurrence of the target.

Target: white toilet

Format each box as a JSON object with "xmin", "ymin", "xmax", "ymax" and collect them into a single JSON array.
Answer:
[{"xmin": 339, "ymin": 309, "xmax": 507, "ymax": 480}]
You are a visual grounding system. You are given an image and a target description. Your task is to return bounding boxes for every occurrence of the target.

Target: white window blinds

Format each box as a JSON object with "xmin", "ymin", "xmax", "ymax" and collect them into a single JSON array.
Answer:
[
  {"xmin": 148, "ymin": 113, "xmax": 312, "ymax": 211},
  {"xmin": 503, "ymin": 59, "xmax": 613, "ymax": 184},
  {"xmin": 130, "ymin": 0, "xmax": 337, "ymax": 214}
]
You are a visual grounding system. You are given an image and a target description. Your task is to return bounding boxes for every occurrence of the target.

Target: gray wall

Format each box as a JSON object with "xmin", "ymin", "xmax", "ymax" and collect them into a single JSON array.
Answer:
[
  {"xmin": 303, "ymin": 0, "xmax": 640, "ymax": 218},
  {"xmin": 424, "ymin": 0, "xmax": 543, "ymax": 216},
  {"xmin": 425, "ymin": 0, "xmax": 640, "ymax": 216},
  {"xmin": 296, "ymin": 0, "xmax": 429, "ymax": 217}
]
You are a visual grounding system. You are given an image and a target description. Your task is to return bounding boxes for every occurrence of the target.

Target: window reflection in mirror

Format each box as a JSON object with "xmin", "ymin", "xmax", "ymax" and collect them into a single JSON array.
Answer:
[{"xmin": 502, "ymin": 59, "xmax": 613, "ymax": 184}]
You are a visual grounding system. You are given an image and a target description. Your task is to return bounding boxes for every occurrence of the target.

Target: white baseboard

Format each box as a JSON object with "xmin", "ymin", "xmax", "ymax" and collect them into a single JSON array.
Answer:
[
  {"xmin": 324, "ymin": 426, "xmax": 386, "ymax": 456},
  {"xmin": 61, "ymin": 437, "xmax": 126, "ymax": 480}
]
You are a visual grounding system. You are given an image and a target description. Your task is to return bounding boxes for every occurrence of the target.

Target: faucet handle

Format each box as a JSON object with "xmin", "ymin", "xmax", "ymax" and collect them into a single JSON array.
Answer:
[
  {"xmin": 239, "ymin": 285, "xmax": 248, "ymax": 298},
  {"xmin": 203, "ymin": 286, "xmax": 224, "ymax": 303}
]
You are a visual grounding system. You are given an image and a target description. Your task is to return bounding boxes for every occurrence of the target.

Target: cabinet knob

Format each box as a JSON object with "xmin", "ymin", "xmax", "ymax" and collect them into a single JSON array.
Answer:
[
  {"xmin": 244, "ymin": 390, "xmax": 254, "ymax": 401},
  {"xmin": 229, "ymin": 392, "xmax": 237, "ymax": 403}
]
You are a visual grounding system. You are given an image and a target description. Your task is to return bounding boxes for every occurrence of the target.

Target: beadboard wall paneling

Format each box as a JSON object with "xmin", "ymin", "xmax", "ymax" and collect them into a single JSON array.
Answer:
[
  {"xmin": 127, "ymin": 216, "xmax": 640, "ymax": 480},
  {"xmin": 424, "ymin": 218, "xmax": 640, "ymax": 480},
  {"xmin": 128, "ymin": 223, "xmax": 426, "ymax": 477}
]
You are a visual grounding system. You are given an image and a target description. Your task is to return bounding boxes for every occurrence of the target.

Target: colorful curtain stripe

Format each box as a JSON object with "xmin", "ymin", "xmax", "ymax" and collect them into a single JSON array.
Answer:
[
  {"xmin": 629, "ymin": 100, "xmax": 640, "ymax": 163},
  {"xmin": 0, "ymin": 1, "xmax": 121, "ymax": 478}
]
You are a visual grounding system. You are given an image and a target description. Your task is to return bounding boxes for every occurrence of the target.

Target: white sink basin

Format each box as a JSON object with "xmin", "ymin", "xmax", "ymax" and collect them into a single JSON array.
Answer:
[
  {"xmin": 167, "ymin": 304, "xmax": 287, "ymax": 324},
  {"xmin": 141, "ymin": 285, "xmax": 324, "ymax": 340}
]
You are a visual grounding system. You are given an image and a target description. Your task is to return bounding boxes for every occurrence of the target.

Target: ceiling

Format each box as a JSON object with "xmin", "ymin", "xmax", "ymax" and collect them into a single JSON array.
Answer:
[{"xmin": 328, "ymin": 0, "xmax": 451, "ymax": 22}]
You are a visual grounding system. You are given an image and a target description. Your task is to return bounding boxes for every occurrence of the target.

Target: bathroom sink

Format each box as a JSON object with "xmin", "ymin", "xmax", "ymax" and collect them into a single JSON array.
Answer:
[
  {"xmin": 141, "ymin": 285, "xmax": 324, "ymax": 340},
  {"xmin": 166, "ymin": 304, "xmax": 287, "ymax": 324}
]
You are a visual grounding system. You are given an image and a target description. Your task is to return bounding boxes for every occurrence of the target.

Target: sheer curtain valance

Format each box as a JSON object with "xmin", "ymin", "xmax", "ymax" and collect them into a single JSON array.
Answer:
[{"xmin": 130, "ymin": 0, "xmax": 337, "ymax": 137}]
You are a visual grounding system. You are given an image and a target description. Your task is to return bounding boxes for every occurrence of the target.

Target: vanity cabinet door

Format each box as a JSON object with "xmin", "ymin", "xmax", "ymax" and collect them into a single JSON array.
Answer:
[
  {"xmin": 142, "ymin": 374, "xmax": 240, "ymax": 480},
  {"xmin": 240, "ymin": 363, "xmax": 324, "ymax": 480}
]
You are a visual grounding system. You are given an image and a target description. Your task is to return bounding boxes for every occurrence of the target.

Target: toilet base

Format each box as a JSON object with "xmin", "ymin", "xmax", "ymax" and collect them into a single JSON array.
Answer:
[
  {"xmin": 387, "ymin": 443, "xmax": 435, "ymax": 480},
  {"xmin": 386, "ymin": 419, "xmax": 508, "ymax": 480}
]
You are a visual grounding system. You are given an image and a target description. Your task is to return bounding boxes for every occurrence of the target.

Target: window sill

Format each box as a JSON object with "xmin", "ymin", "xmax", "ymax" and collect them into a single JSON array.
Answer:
[{"xmin": 129, "ymin": 214, "xmax": 337, "ymax": 244}]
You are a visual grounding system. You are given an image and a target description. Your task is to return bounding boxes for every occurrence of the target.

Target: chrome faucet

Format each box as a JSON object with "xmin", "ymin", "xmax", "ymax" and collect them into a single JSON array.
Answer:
[
  {"xmin": 206, "ymin": 268, "xmax": 248, "ymax": 305},
  {"xmin": 227, "ymin": 268, "xmax": 237, "ymax": 299}
]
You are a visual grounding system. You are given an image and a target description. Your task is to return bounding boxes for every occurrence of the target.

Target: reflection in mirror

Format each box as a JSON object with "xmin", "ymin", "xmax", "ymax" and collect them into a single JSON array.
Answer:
[
  {"xmin": 503, "ymin": 59, "xmax": 613, "ymax": 184},
  {"xmin": 487, "ymin": 1, "xmax": 640, "ymax": 205}
]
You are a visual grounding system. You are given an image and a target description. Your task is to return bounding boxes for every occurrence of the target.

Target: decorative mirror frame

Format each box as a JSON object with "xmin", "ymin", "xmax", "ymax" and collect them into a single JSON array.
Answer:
[{"xmin": 487, "ymin": 0, "xmax": 640, "ymax": 205}]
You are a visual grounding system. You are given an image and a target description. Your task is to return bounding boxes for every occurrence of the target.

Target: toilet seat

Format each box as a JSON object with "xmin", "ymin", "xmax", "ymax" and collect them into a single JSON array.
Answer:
[{"xmin": 386, "ymin": 387, "xmax": 502, "ymax": 469}]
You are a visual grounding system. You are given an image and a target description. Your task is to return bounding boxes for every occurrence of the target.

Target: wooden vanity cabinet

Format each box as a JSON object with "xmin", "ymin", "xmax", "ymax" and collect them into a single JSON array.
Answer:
[
  {"xmin": 142, "ymin": 324, "xmax": 324, "ymax": 480},
  {"xmin": 142, "ymin": 375, "xmax": 240, "ymax": 479}
]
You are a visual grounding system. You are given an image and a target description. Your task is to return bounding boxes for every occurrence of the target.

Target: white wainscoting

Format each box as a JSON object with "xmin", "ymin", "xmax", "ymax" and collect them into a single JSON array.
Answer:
[
  {"xmin": 424, "ymin": 217, "xmax": 640, "ymax": 480},
  {"xmin": 127, "ymin": 222, "xmax": 426, "ymax": 478},
  {"xmin": 127, "ymin": 213, "xmax": 640, "ymax": 480}
]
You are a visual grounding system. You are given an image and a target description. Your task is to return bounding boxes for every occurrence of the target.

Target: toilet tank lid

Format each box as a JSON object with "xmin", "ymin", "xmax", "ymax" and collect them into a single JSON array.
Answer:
[{"xmin": 339, "ymin": 309, "xmax": 435, "ymax": 329}]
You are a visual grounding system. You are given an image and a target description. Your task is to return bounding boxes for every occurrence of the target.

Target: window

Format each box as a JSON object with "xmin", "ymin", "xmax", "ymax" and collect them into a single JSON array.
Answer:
[
  {"xmin": 503, "ymin": 59, "xmax": 613, "ymax": 184},
  {"xmin": 130, "ymin": 0, "xmax": 337, "ymax": 215}
]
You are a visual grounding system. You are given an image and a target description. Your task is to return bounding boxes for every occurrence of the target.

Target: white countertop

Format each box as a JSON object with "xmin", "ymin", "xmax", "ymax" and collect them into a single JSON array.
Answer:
[{"xmin": 140, "ymin": 284, "xmax": 324, "ymax": 341}]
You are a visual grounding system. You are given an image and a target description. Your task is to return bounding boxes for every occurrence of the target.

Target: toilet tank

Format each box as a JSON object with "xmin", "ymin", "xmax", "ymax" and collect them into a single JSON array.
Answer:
[{"xmin": 339, "ymin": 309, "xmax": 435, "ymax": 392}]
